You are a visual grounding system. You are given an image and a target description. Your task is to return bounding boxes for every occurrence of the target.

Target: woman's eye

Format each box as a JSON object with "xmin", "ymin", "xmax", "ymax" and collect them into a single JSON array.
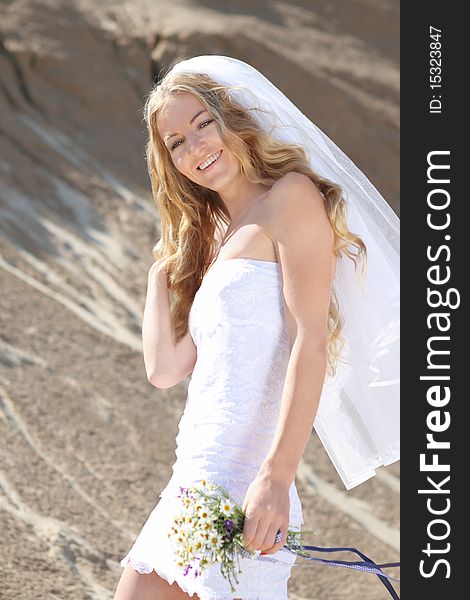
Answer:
[{"xmin": 170, "ymin": 120, "xmax": 213, "ymax": 151}]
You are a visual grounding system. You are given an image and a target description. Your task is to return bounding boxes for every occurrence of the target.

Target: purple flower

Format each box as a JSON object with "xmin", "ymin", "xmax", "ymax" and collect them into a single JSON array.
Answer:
[
  {"xmin": 224, "ymin": 519, "xmax": 234, "ymax": 542},
  {"xmin": 177, "ymin": 485, "xmax": 188, "ymax": 498},
  {"xmin": 225, "ymin": 519, "xmax": 234, "ymax": 533},
  {"xmin": 183, "ymin": 564, "xmax": 193, "ymax": 576}
]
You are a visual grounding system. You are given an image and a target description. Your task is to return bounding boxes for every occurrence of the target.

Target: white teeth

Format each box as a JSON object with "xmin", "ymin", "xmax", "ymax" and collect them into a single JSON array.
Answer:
[{"xmin": 198, "ymin": 151, "xmax": 221, "ymax": 170}]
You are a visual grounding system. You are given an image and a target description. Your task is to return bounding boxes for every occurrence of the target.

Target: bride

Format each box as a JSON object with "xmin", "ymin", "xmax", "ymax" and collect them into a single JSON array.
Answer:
[{"xmin": 114, "ymin": 55, "xmax": 399, "ymax": 600}]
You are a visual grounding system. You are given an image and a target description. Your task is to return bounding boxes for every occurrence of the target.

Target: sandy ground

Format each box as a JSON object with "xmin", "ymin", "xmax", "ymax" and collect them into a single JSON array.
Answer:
[{"xmin": 0, "ymin": 1, "xmax": 399, "ymax": 598}]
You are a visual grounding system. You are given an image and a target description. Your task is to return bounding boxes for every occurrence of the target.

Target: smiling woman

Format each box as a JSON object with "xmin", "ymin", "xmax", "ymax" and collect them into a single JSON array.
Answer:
[
  {"xmin": 113, "ymin": 55, "xmax": 399, "ymax": 600},
  {"xmin": 147, "ymin": 74, "xmax": 356, "ymax": 372},
  {"xmin": 157, "ymin": 91, "xmax": 268, "ymax": 204}
]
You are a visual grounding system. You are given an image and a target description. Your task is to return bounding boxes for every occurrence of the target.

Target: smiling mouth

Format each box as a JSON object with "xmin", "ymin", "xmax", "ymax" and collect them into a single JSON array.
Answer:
[{"xmin": 197, "ymin": 150, "xmax": 223, "ymax": 171}]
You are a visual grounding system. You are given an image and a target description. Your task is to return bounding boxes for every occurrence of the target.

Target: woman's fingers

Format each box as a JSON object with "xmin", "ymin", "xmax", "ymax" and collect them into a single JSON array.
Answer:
[
  {"xmin": 242, "ymin": 512, "xmax": 261, "ymax": 552},
  {"xmin": 244, "ymin": 516, "xmax": 287, "ymax": 554},
  {"xmin": 260, "ymin": 524, "xmax": 288, "ymax": 555},
  {"xmin": 241, "ymin": 477, "xmax": 291, "ymax": 553},
  {"xmin": 260, "ymin": 524, "xmax": 281, "ymax": 552},
  {"xmin": 246, "ymin": 519, "xmax": 271, "ymax": 553}
]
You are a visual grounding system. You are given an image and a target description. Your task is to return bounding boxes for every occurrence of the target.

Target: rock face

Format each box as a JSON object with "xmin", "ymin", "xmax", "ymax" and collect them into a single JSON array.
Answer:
[{"xmin": 0, "ymin": 1, "xmax": 399, "ymax": 598}]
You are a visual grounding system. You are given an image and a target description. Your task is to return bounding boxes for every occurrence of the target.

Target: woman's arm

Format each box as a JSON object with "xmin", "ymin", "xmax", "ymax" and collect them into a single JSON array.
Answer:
[
  {"xmin": 143, "ymin": 261, "xmax": 197, "ymax": 389},
  {"xmin": 242, "ymin": 172, "xmax": 336, "ymax": 554}
]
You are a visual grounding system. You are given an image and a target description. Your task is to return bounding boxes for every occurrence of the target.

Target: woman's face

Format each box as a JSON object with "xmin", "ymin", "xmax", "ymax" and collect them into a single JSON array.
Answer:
[{"xmin": 156, "ymin": 92, "xmax": 241, "ymax": 192}]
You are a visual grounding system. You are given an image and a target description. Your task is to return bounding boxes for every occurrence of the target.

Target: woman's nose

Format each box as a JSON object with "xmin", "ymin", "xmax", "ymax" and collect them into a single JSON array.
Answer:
[{"xmin": 187, "ymin": 131, "xmax": 206, "ymax": 154}]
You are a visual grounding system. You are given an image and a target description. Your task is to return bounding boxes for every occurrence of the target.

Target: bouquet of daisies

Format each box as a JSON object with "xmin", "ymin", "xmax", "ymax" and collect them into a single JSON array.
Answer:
[
  {"xmin": 167, "ymin": 479, "xmax": 305, "ymax": 593},
  {"xmin": 167, "ymin": 479, "xmax": 400, "ymax": 598}
]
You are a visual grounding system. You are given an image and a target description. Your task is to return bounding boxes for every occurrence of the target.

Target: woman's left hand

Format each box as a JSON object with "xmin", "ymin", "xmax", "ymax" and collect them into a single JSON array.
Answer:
[{"xmin": 241, "ymin": 474, "xmax": 290, "ymax": 555}]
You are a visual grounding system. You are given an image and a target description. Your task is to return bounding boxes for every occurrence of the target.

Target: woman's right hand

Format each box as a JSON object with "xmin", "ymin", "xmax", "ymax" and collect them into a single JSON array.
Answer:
[{"xmin": 148, "ymin": 258, "xmax": 168, "ymax": 282}]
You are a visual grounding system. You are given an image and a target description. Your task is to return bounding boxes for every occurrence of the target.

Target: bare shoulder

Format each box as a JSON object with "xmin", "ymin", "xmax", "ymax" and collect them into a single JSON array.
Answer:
[
  {"xmin": 261, "ymin": 171, "xmax": 330, "ymax": 242},
  {"xmin": 271, "ymin": 170, "xmax": 320, "ymax": 194}
]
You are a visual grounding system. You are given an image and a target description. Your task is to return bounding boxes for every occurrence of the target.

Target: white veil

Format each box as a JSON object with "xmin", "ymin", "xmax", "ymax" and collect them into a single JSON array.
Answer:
[{"xmin": 167, "ymin": 55, "xmax": 400, "ymax": 490}]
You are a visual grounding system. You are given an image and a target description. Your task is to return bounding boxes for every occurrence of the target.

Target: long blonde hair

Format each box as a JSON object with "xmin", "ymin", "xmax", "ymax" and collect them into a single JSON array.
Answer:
[{"xmin": 144, "ymin": 70, "xmax": 367, "ymax": 377}]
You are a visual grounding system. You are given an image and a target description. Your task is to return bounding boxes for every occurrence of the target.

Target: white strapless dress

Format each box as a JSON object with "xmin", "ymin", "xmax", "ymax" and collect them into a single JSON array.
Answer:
[{"xmin": 120, "ymin": 258, "xmax": 304, "ymax": 600}]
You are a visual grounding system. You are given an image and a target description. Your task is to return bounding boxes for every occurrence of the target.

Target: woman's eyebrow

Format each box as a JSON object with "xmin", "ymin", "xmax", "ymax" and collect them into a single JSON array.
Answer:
[{"xmin": 164, "ymin": 109, "xmax": 208, "ymax": 142}]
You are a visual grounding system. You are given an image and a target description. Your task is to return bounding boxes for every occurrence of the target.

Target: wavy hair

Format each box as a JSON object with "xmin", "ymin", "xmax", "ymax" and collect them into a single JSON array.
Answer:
[{"xmin": 143, "ymin": 70, "xmax": 367, "ymax": 377}]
